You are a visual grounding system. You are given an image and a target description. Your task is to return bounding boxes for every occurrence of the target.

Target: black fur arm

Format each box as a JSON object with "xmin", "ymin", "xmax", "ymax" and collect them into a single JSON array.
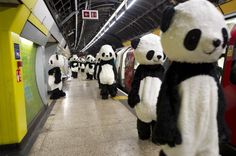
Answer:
[
  {"xmin": 97, "ymin": 64, "xmax": 102, "ymax": 85},
  {"xmin": 216, "ymin": 81, "xmax": 229, "ymax": 143},
  {"xmin": 48, "ymin": 68, "xmax": 54, "ymax": 75},
  {"xmin": 113, "ymin": 62, "xmax": 118, "ymax": 81},
  {"xmin": 94, "ymin": 64, "xmax": 97, "ymax": 79},
  {"xmin": 152, "ymin": 69, "xmax": 182, "ymax": 147},
  {"xmin": 54, "ymin": 67, "xmax": 62, "ymax": 84},
  {"xmin": 128, "ymin": 66, "xmax": 142, "ymax": 108}
]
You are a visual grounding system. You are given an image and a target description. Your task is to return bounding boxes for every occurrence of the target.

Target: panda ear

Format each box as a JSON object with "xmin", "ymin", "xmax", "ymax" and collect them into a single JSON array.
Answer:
[
  {"xmin": 161, "ymin": 6, "xmax": 175, "ymax": 33},
  {"xmin": 131, "ymin": 38, "xmax": 140, "ymax": 49},
  {"xmin": 56, "ymin": 54, "xmax": 59, "ymax": 60},
  {"xmin": 163, "ymin": 53, "xmax": 166, "ymax": 60}
]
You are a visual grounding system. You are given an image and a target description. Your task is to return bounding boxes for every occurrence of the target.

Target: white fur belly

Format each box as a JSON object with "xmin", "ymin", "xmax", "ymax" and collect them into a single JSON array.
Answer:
[
  {"xmin": 177, "ymin": 75, "xmax": 218, "ymax": 147},
  {"xmin": 48, "ymin": 75, "xmax": 62, "ymax": 90},
  {"xmin": 88, "ymin": 65, "xmax": 95, "ymax": 75},
  {"xmin": 100, "ymin": 64, "xmax": 115, "ymax": 85},
  {"xmin": 135, "ymin": 77, "xmax": 162, "ymax": 122},
  {"xmin": 71, "ymin": 67, "xmax": 78, "ymax": 72}
]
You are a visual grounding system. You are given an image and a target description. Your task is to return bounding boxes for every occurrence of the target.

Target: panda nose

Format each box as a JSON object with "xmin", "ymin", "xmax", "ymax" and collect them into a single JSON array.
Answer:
[
  {"xmin": 213, "ymin": 39, "xmax": 221, "ymax": 48},
  {"xmin": 106, "ymin": 55, "xmax": 108, "ymax": 57},
  {"xmin": 157, "ymin": 55, "xmax": 162, "ymax": 59}
]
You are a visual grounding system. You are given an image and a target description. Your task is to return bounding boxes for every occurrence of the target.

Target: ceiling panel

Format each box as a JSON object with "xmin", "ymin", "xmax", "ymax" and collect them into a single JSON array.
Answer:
[{"xmin": 44, "ymin": 0, "xmax": 228, "ymax": 55}]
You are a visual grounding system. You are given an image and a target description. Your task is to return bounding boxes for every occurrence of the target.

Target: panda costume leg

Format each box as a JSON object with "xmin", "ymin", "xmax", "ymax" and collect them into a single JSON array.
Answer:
[
  {"xmin": 86, "ymin": 73, "xmax": 90, "ymax": 80},
  {"xmin": 100, "ymin": 84, "xmax": 109, "ymax": 99},
  {"xmin": 72, "ymin": 71, "xmax": 78, "ymax": 78},
  {"xmin": 137, "ymin": 119, "xmax": 152, "ymax": 140},
  {"xmin": 50, "ymin": 88, "xmax": 61, "ymax": 99},
  {"xmin": 108, "ymin": 83, "xmax": 117, "ymax": 97},
  {"xmin": 88, "ymin": 74, "xmax": 93, "ymax": 80}
]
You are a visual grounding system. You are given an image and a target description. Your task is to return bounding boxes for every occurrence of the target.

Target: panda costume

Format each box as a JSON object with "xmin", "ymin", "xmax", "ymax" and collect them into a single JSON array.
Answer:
[
  {"xmin": 94, "ymin": 52, "xmax": 101, "ymax": 80},
  {"xmin": 85, "ymin": 55, "xmax": 95, "ymax": 80},
  {"xmin": 80, "ymin": 58, "xmax": 87, "ymax": 80},
  {"xmin": 128, "ymin": 34, "xmax": 166, "ymax": 140},
  {"xmin": 48, "ymin": 54, "xmax": 66, "ymax": 99},
  {"xmin": 152, "ymin": 0, "xmax": 228, "ymax": 156},
  {"xmin": 98, "ymin": 45, "xmax": 117, "ymax": 99},
  {"xmin": 70, "ymin": 55, "xmax": 79, "ymax": 78}
]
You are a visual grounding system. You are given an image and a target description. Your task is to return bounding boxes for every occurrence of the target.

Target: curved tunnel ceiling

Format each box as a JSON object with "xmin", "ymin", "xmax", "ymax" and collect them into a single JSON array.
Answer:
[{"xmin": 44, "ymin": 0, "xmax": 229, "ymax": 55}]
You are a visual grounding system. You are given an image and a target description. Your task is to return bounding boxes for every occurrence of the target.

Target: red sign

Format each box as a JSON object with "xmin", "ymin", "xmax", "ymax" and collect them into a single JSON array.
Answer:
[
  {"xmin": 82, "ymin": 10, "xmax": 98, "ymax": 20},
  {"xmin": 16, "ymin": 68, "xmax": 22, "ymax": 82}
]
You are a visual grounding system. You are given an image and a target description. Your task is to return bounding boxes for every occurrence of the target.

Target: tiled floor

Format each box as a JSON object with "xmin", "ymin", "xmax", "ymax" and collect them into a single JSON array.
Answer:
[{"xmin": 29, "ymin": 79, "xmax": 161, "ymax": 156}]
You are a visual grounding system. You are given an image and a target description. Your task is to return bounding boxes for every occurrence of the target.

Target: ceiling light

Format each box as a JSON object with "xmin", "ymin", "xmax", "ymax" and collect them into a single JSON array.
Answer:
[
  {"xmin": 110, "ymin": 21, "xmax": 116, "ymax": 27},
  {"xmin": 117, "ymin": 12, "xmax": 125, "ymax": 20},
  {"xmin": 68, "ymin": 31, "xmax": 74, "ymax": 36},
  {"xmin": 127, "ymin": 0, "xmax": 137, "ymax": 9}
]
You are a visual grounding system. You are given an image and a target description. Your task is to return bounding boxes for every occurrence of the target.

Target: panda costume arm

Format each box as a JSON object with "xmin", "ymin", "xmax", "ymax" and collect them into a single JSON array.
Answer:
[
  {"xmin": 152, "ymin": 64, "xmax": 182, "ymax": 147},
  {"xmin": 112, "ymin": 59, "xmax": 118, "ymax": 80},
  {"xmin": 216, "ymin": 81, "xmax": 229, "ymax": 142},
  {"xmin": 128, "ymin": 66, "xmax": 142, "ymax": 108},
  {"xmin": 54, "ymin": 67, "xmax": 62, "ymax": 84},
  {"xmin": 97, "ymin": 61, "xmax": 103, "ymax": 85},
  {"xmin": 210, "ymin": 67, "xmax": 229, "ymax": 143}
]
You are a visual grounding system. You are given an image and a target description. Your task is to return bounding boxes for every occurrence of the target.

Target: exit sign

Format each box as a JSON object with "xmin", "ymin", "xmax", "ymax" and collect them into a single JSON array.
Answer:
[{"xmin": 82, "ymin": 10, "xmax": 99, "ymax": 20}]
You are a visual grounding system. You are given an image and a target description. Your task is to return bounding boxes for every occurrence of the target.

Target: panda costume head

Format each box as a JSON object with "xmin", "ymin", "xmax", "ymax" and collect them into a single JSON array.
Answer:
[
  {"xmin": 99, "ymin": 45, "xmax": 115, "ymax": 61},
  {"xmin": 86, "ymin": 54, "xmax": 95, "ymax": 63},
  {"xmin": 49, "ymin": 54, "xmax": 64, "ymax": 68},
  {"xmin": 161, "ymin": 0, "xmax": 228, "ymax": 63},
  {"xmin": 131, "ymin": 33, "xmax": 166, "ymax": 65}
]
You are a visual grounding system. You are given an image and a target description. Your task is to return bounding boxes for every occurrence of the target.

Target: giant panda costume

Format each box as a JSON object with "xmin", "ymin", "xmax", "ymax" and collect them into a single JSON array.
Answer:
[
  {"xmin": 94, "ymin": 52, "xmax": 101, "ymax": 80},
  {"xmin": 152, "ymin": 0, "xmax": 229, "ymax": 156},
  {"xmin": 98, "ymin": 45, "xmax": 117, "ymax": 99},
  {"xmin": 128, "ymin": 33, "xmax": 166, "ymax": 140},
  {"xmin": 80, "ymin": 58, "xmax": 87, "ymax": 80},
  {"xmin": 85, "ymin": 55, "xmax": 95, "ymax": 80},
  {"xmin": 70, "ymin": 55, "xmax": 79, "ymax": 78},
  {"xmin": 48, "ymin": 54, "xmax": 66, "ymax": 99}
]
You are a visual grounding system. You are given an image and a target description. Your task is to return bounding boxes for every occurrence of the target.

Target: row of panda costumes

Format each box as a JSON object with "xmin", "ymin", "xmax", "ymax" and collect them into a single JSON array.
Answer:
[
  {"xmin": 68, "ymin": 54, "xmax": 97, "ymax": 80},
  {"xmin": 128, "ymin": 0, "xmax": 229, "ymax": 156}
]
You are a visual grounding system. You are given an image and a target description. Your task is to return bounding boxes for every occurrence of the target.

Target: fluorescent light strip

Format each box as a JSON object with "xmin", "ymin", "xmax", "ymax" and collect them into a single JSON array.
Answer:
[
  {"xmin": 117, "ymin": 11, "xmax": 125, "ymax": 20},
  {"xmin": 82, "ymin": 0, "xmax": 137, "ymax": 52},
  {"xmin": 127, "ymin": 0, "xmax": 137, "ymax": 9},
  {"xmin": 110, "ymin": 21, "xmax": 116, "ymax": 27}
]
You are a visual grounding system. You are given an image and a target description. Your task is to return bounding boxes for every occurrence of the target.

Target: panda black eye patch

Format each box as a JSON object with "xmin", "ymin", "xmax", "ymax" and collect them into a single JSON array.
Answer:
[
  {"xmin": 146, "ymin": 50, "xmax": 155, "ymax": 60},
  {"xmin": 109, "ymin": 52, "xmax": 112, "ymax": 57},
  {"xmin": 102, "ymin": 53, "xmax": 105, "ymax": 57},
  {"xmin": 184, "ymin": 29, "xmax": 202, "ymax": 51},
  {"xmin": 222, "ymin": 28, "xmax": 228, "ymax": 48}
]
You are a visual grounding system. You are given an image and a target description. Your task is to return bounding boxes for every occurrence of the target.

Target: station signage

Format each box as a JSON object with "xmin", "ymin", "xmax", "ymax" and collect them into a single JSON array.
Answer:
[{"xmin": 82, "ymin": 10, "xmax": 99, "ymax": 20}]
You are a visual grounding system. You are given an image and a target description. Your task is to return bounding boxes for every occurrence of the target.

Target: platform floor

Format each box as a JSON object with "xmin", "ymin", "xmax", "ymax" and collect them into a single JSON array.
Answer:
[{"xmin": 29, "ymin": 79, "xmax": 160, "ymax": 156}]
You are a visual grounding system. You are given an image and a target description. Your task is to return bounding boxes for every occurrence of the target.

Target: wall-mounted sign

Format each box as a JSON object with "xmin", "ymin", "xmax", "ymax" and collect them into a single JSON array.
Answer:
[
  {"xmin": 14, "ymin": 43, "xmax": 20, "ymax": 60},
  {"xmin": 82, "ymin": 10, "xmax": 99, "ymax": 20}
]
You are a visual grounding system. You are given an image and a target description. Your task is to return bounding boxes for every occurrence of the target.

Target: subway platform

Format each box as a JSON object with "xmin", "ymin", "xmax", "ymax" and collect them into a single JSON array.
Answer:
[{"xmin": 28, "ymin": 79, "xmax": 161, "ymax": 156}]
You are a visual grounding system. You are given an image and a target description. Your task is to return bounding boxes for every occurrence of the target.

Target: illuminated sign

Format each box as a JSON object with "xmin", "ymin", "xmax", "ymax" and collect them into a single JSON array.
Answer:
[{"xmin": 82, "ymin": 10, "xmax": 99, "ymax": 20}]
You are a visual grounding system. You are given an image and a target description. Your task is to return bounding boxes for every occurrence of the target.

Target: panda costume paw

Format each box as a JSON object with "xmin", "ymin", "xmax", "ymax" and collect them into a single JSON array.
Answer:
[{"xmin": 127, "ymin": 94, "xmax": 140, "ymax": 108}]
